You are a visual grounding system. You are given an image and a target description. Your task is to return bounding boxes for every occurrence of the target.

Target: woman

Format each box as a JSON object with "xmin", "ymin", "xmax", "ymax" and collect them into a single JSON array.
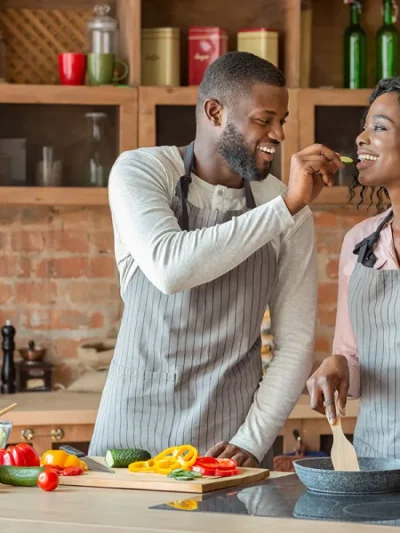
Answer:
[{"xmin": 308, "ymin": 77, "xmax": 400, "ymax": 458}]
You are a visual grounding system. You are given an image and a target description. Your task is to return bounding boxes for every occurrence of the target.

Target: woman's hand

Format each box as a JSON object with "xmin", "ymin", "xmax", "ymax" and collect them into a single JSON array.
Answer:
[{"xmin": 306, "ymin": 354, "xmax": 350, "ymax": 425}]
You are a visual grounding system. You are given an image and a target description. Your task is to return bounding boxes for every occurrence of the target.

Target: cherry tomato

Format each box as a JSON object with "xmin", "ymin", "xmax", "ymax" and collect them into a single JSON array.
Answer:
[
  {"xmin": 15, "ymin": 443, "xmax": 40, "ymax": 467},
  {"xmin": 37, "ymin": 470, "xmax": 59, "ymax": 492},
  {"xmin": 61, "ymin": 466, "xmax": 83, "ymax": 476}
]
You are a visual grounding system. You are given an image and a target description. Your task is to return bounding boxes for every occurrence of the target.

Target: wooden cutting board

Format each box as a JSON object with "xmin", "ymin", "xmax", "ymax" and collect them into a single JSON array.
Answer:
[{"xmin": 58, "ymin": 457, "xmax": 269, "ymax": 493}]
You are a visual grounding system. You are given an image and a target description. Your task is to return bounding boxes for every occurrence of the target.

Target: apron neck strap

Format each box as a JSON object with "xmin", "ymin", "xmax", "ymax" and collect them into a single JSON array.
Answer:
[
  {"xmin": 243, "ymin": 179, "xmax": 257, "ymax": 209},
  {"xmin": 175, "ymin": 143, "xmax": 194, "ymax": 231},
  {"xmin": 353, "ymin": 209, "xmax": 394, "ymax": 267},
  {"xmin": 175, "ymin": 141, "xmax": 257, "ymax": 231}
]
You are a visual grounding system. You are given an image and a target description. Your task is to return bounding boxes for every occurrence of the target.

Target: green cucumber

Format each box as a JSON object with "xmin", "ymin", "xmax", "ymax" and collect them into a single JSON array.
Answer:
[
  {"xmin": 0, "ymin": 466, "xmax": 44, "ymax": 487},
  {"xmin": 105, "ymin": 448, "xmax": 151, "ymax": 468}
]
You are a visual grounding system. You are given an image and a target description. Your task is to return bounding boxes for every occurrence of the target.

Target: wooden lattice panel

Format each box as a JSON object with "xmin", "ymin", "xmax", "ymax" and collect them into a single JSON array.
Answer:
[{"xmin": 0, "ymin": 8, "xmax": 92, "ymax": 84}]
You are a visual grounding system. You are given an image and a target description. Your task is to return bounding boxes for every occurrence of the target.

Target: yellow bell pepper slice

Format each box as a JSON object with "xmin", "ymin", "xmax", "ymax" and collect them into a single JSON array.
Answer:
[
  {"xmin": 153, "ymin": 446, "xmax": 180, "ymax": 462},
  {"xmin": 153, "ymin": 445, "xmax": 198, "ymax": 471},
  {"xmin": 128, "ymin": 459, "xmax": 155, "ymax": 473},
  {"xmin": 153, "ymin": 457, "xmax": 181, "ymax": 475},
  {"xmin": 167, "ymin": 500, "xmax": 198, "ymax": 511}
]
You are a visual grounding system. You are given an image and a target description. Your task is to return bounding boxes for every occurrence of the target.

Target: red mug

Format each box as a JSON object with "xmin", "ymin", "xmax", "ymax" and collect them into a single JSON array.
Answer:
[{"xmin": 58, "ymin": 53, "xmax": 87, "ymax": 85}]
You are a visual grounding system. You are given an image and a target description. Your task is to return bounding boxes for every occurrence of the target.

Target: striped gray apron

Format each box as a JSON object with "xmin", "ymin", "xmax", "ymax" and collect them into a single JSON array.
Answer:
[
  {"xmin": 349, "ymin": 209, "xmax": 400, "ymax": 458},
  {"xmin": 89, "ymin": 142, "xmax": 277, "ymax": 466}
]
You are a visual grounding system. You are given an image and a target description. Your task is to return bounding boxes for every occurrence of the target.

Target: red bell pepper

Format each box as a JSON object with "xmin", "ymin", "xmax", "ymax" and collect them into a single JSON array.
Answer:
[
  {"xmin": 0, "ymin": 443, "xmax": 41, "ymax": 467},
  {"xmin": 6, "ymin": 446, "xmax": 26, "ymax": 466},
  {"xmin": 14, "ymin": 443, "xmax": 40, "ymax": 467},
  {"xmin": 0, "ymin": 449, "xmax": 15, "ymax": 466}
]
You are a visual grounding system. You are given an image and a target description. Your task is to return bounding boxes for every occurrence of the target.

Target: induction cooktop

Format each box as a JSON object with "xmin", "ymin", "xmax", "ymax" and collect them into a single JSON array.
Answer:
[{"xmin": 151, "ymin": 474, "xmax": 400, "ymax": 527}]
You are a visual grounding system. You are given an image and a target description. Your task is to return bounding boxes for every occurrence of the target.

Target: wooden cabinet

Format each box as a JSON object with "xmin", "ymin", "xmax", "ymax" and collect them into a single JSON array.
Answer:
[
  {"xmin": 0, "ymin": 85, "xmax": 137, "ymax": 205},
  {"xmin": 9, "ymin": 423, "xmax": 94, "ymax": 456},
  {"xmin": 0, "ymin": 392, "xmax": 99, "ymax": 456},
  {"xmin": 0, "ymin": 0, "xmax": 384, "ymax": 207}
]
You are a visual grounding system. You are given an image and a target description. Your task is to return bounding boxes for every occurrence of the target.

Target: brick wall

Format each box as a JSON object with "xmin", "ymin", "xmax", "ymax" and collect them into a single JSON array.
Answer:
[
  {"xmin": 0, "ymin": 203, "xmax": 372, "ymax": 386},
  {"xmin": 313, "ymin": 205, "xmax": 370, "ymax": 367},
  {"xmin": 0, "ymin": 206, "xmax": 121, "ymax": 386}
]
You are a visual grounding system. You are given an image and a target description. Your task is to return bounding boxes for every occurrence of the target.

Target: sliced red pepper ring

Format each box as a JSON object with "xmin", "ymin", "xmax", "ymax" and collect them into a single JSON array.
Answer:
[
  {"xmin": 61, "ymin": 466, "xmax": 84, "ymax": 476},
  {"xmin": 192, "ymin": 465, "xmax": 217, "ymax": 476},
  {"xmin": 215, "ymin": 458, "xmax": 237, "ymax": 470},
  {"xmin": 44, "ymin": 464, "xmax": 64, "ymax": 473},
  {"xmin": 215, "ymin": 468, "xmax": 239, "ymax": 477},
  {"xmin": 194, "ymin": 457, "xmax": 219, "ymax": 468}
]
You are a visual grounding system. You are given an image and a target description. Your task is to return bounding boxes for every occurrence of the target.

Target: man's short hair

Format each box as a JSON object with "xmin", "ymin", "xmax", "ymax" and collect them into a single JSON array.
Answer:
[{"xmin": 197, "ymin": 51, "xmax": 286, "ymax": 118}]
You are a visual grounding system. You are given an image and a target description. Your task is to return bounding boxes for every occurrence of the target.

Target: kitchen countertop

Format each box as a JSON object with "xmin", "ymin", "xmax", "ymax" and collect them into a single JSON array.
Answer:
[
  {"xmin": 0, "ymin": 391, "xmax": 360, "ymax": 426},
  {"xmin": 0, "ymin": 472, "xmax": 394, "ymax": 533}
]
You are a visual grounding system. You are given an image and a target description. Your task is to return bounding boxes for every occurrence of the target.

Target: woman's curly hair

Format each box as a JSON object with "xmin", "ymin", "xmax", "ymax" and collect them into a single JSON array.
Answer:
[{"xmin": 349, "ymin": 77, "xmax": 400, "ymax": 212}]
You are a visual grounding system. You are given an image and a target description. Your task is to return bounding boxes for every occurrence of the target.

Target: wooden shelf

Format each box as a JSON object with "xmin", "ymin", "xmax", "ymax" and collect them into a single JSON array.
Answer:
[
  {"xmin": 0, "ymin": 187, "xmax": 109, "ymax": 206},
  {"xmin": 0, "ymin": 84, "xmax": 137, "ymax": 105}
]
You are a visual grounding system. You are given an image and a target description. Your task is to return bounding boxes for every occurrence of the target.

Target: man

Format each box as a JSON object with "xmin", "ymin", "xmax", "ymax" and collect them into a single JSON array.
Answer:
[{"xmin": 89, "ymin": 51, "xmax": 342, "ymax": 468}]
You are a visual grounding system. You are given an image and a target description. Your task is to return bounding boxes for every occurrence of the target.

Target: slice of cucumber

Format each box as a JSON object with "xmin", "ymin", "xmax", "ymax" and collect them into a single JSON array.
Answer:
[
  {"xmin": 340, "ymin": 156, "xmax": 353, "ymax": 165},
  {"xmin": 0, "ymin": 466, "xmax": 44, "ymax": 487},
  {"xmin": 105, "ymin": 448, "xmax": 151, "ymax": 468}
]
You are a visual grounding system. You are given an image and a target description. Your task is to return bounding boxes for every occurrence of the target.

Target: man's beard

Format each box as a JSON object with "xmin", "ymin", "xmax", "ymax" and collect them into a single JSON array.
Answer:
[{"xmin": 216, "ymin": 122, "xmax": 271, "ymax": 182}]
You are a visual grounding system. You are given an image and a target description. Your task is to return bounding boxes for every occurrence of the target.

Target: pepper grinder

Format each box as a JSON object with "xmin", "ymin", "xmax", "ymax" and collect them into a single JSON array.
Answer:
[{"xmin": 1, "ymin": 320, "xmax": 16, "ymax": 394}]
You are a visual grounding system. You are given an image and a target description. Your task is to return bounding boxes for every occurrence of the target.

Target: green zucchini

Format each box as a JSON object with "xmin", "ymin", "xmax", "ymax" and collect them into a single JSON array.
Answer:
[
  {"xmin": 0, "ymin": 466, "xmax": 44, "ymax": 487},
  {"xmin": 105, "ymin": 448, "xmax": 151, "ymax": 468}
]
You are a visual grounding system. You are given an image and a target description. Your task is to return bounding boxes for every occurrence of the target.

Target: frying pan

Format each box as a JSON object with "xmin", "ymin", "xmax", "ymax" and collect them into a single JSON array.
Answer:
[{"xmin": 294, "ymin": 457, "xmax": 400, "ymax": 495}]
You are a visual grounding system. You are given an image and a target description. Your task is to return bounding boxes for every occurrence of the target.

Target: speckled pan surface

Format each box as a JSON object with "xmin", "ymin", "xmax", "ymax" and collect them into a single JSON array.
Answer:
[{"xmin": 294, "ymin": 457, "xmax": 400, "ymax": 495}]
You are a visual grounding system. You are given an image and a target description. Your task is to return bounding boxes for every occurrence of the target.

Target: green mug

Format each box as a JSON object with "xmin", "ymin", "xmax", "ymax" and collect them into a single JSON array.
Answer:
[{"xmin": 87, "ymin": 53, "xmax": 129, "ymax": 85}]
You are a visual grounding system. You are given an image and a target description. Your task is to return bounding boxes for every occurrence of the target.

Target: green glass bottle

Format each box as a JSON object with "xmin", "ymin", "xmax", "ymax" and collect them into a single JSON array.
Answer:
[
  {"xmin": 377, "ymin": 0, "xmax": 400, "ymax": 81},
  {"xmin": 344, "ymin": 0, "xmax": 367, "ymax": 89}
]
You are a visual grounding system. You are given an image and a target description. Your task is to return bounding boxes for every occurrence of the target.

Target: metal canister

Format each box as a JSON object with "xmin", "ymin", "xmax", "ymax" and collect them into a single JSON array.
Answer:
[
  {"xmin": 188, "ymin": 27, "xmax": 228, "ymax": 85},
  {"xmin": 237, "ymin": 28, "xmax": 279, "ymax": 66},
  {"xmin": 141, "ymin": 28, "xmax": 180, "ymax": 86}
]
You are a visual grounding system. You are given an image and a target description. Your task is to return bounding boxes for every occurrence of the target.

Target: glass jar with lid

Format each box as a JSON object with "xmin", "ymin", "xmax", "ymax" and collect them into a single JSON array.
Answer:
[
  {"xmin": 83, "ymin": 112, "xmax": 111, "ymax": 187},
  {"xmin": 87, "ymin": 4, "xmax": 119, "ymax": 54}
]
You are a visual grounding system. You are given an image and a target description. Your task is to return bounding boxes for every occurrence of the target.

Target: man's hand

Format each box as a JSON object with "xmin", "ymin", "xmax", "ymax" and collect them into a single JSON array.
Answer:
[
  {"xmin": 205, "ymin": 441, "xmax": 259, "ymax": 467},
  {"xmin": 307, "ymin": 354, "xmax": 350, "ymax": 425},
  {"xmin": 284, "ymin": 144, "xmax": 344, "ymax": 216}
]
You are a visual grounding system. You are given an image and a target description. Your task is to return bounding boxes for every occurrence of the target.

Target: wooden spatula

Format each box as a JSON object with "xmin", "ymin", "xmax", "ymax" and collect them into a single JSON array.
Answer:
[{"xmin": 330, "ymin": 414, "xmax": 360, "ymax": 471}]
